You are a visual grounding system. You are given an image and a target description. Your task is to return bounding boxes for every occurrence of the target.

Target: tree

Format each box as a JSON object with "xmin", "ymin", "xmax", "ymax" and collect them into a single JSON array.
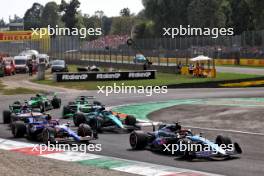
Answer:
[
  {"xmin": 41, "ymin": 2, "xmax": 59, "ymax": 28},
  {"xmin": 23, "ymin": 3, "xmax": 44, "ymax": 30},
  {"xmin": 59, "ymin": 0, "xmax": 80, "ymax": 29},
  {"xmin": 142, "ymin": 0, "xmax": 192, "ymax": 36},
  {"xmin": 102, "ymin": 16, "xmax": 112, "ymax": 35},
  {"xmin": 230, "ymin": 0, "xmax": 253, "ymax": 35},
  {"xmin": 110, "ymin": 16, "xmax": 139, "ymax": 35},
  {"xmin": 120, "ymin": 8, "xmax": 131, "ymax": 17},
  {"xmin": 249, "ymin": 0, "xmax": 264, "ymax": 30},
  {"xmin": 0, "ymin": 18, "xmax": 6, "ymax": 27},
  {"xmin": 131, "ymin": 20, "xmax": 154, "ymax": 38},
  {"xmin": 187, "ymin": 0, "xmax": 226, "ymax": 28},
  {"xmin": 82, "ymin": 14, "xmax": 100, "ymax": 40}
]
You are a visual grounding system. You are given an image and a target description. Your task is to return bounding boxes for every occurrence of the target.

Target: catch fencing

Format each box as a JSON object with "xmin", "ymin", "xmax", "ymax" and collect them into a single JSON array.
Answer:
[{"xmin": 1, "ymin": 30, "xmax": 264, "ymax": 66}]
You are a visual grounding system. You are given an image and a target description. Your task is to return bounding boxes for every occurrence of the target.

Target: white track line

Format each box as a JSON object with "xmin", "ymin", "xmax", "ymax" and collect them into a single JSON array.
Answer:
[{"xmin": 184, "ymin": 126, "xmax": 264, "ymax": 136}]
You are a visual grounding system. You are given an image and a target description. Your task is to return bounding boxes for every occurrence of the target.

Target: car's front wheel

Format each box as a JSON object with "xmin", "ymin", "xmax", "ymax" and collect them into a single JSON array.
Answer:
[
  {"xmin": 11, "ymin": 122, "xmax": 26, "ymax": 138},
  {"xmin": 42, "ymin": 127, "xmax": 56, "ymax": 144},
  {"xmin": 130, "ymin": 131, "xmax": 148, "ymax": 150},
  {"xmin": 3, "ymin": 110, "xmax": 11, "ymax": 124}
]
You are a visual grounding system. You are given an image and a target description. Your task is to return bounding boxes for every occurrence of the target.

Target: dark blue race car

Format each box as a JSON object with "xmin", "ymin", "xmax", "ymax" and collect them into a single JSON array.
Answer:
[
  {"xmin": 10, "ymin": 114, "xmax": 97, "ymax": 144},
  {"xmin": 130, "ymin": 123, "xmax": 242, "ymax": 160}
]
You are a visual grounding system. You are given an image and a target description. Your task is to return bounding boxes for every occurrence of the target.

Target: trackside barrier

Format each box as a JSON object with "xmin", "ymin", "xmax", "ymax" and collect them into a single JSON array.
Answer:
[{"xmin": 54, "ymin": 70, "xmax": 157, "ymax": 82}]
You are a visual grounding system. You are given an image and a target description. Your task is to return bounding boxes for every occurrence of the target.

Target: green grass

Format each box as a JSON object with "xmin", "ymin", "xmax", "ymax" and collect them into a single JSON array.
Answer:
[
  {"xmin": 32, "ymin": 72, "xmax": 262, "ymax": 90},
  {"xmin": 0, "ymin": 80, "xmax": 44, "ymax": 95}
]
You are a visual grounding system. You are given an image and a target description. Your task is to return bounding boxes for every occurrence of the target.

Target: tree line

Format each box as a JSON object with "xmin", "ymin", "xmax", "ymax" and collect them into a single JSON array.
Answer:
[{"xmin": 3, "ymin": 0, "xmax": 264, "ymax": 40}]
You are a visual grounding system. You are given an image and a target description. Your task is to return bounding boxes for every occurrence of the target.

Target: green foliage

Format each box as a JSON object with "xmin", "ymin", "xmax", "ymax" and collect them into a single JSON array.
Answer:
[
  {"xmin": 120, "ymin": 8, "xmax": 131, "ymax": 17},
  {"xmin": 142, "ymin": 0, "xmax": 264, "ymax": 37},
  {"xmin": 132, "ymin": 20, "xmax": 155, "ymax": 38},
  {"xmin": 187, "ymin": 0, "xmax": 226, "ymax": 28},
  {"xmin": 23, "ymin": 3, "xmax": 44, "ymax": 30},
  {"xmin": 110, "ymin": 16, "xmax": 139, "ymax": 35},
  {"xmin": 142, "ymin": 0, "xmax": 192, "ymax": 35},
  {"xmin": 59, "ymin": 0, "xmax": 80, "ymax": 29},
  {"xmin": 0, "ymin": 18, "xmax": 6, "ymax": 27},
  {"xmin": 41, "ymin": 2, "xmax": 60, "ymax": 28}
]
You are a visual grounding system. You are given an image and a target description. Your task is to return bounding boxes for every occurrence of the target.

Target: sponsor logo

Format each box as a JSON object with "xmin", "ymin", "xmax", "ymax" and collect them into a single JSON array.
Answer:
[
  {"xmin": 62, "ymin": 74, "xmax": 88, "ymax": 80},
  {"xmin": 128, "ymin": 72, "xmax": 152, "ymax": 78},
  {"xmin": 0, "ymin": 32, "xmax": 32, "ymax": 41},
  {"xmin": 96, "ymin": 73, "xmax": 121, "ymax": 79}
]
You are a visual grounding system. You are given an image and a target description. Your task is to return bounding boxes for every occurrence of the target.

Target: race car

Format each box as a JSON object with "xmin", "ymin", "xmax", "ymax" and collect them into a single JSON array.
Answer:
[
  {"xmin": 2, "ymin": 101, "xmax": 41, "ymax": 124},
  {"xmin": 133, "ymin": 54, "xmax": 148, "ymax": 64},
  {"xmin": 2, "ymin": 57, "xmax": 16, "ymax": 76},
  {"xmin": 62, "ymin": 96, "xmax": 103, "ymax": 118},
  {"xmin": 73, "ymin": 107, "xmax": 140, "ymax": 133},
  {"xmin": 28, "ymin": 93, "xmax": 61, "ymax": 112},
  {"xmin": 129, "ymin": 123, "xmax": 242, "ymax": 160},
  {"xmin": 10, "ymin": 113, "xmax": 97, "ymax": 144}
]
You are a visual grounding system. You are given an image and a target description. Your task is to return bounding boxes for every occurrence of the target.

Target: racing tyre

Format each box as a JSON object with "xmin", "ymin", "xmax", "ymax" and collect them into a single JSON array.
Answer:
[
  {"xmin": 179, "ymin": 138, "xmax": 195, "ymax": 160},
  {"xmin": 130, "ymin": 131, "xmax": 148, "ymax": 150},
  {"xmin": 125, "ymin": 115, "xmax": 136, "ymax": 126},
  {"xmin": 3, "ymin": 110, "xmax": 11, "ymax": 124},
  {"xmin": 234, "ymin": 142, "xmax": 242, "ymax": 154},
  {"xmin": 52, "ymin": 98, "xmax": 61, "ymax": 109},
  {"xmin": 62, "ymin": 106, "xmax": 72, "ymax": 119},
  {"xmin": 10, "ymin": 114, "xmax": 19, "ymax": 123},
  {"xmin": 39, "ymin": 103, "xmax": 45, "ymax": 113},
  {"xmin": 73, "ymin": 113, "xmax": 86, "ymax": 127},
  {"xmin": 26, "ymin": 124, "xmax": 38, "ymax": 141},
  {"xmin": 215, "ymin": 135, "xmax": 232, "ymax": 147},
  {"xmin": 89, "ymin": 117, "xmax": 103, "ymax": 133},
  {"xmin": 68, "ymin": 102, "xmax": 75, "ymax": 105},
  {"xmin": 93, "ymin": 101, "xmax": 102, "ymax": 106},
  {"xmin": 11, "ymin": 122, "xmax": 26, "ymax": 138},
  {"xmin": 42, "ymin": 127, "xmax": 56, "ymax": 144},
  {"xmin": 78, "ymin": 124, "xmax": 93, "ymax": 137}
]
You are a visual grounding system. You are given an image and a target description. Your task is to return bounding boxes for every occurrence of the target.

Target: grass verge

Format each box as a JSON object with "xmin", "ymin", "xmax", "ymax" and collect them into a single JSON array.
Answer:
[
  {"xmin": 0, "ymin": 80, "xmax": 44, "ymax": 95},
  {"xmin": 32, "ymin": 72, "xmax": 262, "ymax": 90}
]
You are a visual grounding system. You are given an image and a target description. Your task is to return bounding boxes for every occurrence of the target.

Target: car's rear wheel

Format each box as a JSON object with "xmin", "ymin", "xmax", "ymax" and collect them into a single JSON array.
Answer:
[
  {"xmin": 125, "ymin": 115, "xmax": 136, "ymax": 126},
  {"xmin": 178, "ymin": 138, "xmax": 195, "ymax": 160},
  {"xmin": 130, "ymin": 131, "xmax": 148, "ymax": 150},
  {"xmin": 215, "ymin": 135, "xmax": 232, "ymax": 147},
  {"xmin": 11, "ymin": 122, "xmax": 26, "ymax": 138},
  {"xmin": 73, "ymin": 113, "xmax": 86, "ymax": 127},
  {"xmin": 93, "ymin": 101, "xmax": 102, "ymax": 106},
  {"xmin": 78, "ymin": 124, "xmax": 93, "ymax": 137},
  {"xmin": 62, "ymin": 106, "xmax": 72, "ymax": 118},
  {"xmin": 52, "ymin": 98, "xmax": 61, "ymax": 109},
  {"xmin": 3, "ymin": 110, "xmax": 11, "ymax": 124}
]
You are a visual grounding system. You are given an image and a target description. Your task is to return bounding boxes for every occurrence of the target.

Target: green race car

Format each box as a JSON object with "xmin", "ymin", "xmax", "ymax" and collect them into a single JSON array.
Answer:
[
  {"xmin": 62, "ymin": 96, "xmax": 102, "ymax": 119},
  {"xmin": 28, "ymin": 93, "xmax": 61, "ymax": 112}
]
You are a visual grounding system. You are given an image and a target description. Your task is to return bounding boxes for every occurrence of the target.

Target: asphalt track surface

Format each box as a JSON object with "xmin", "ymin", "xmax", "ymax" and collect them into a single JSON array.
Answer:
[{"xmin": 1, "ymin": 88, "xmax": 264, "ymax": 176}]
